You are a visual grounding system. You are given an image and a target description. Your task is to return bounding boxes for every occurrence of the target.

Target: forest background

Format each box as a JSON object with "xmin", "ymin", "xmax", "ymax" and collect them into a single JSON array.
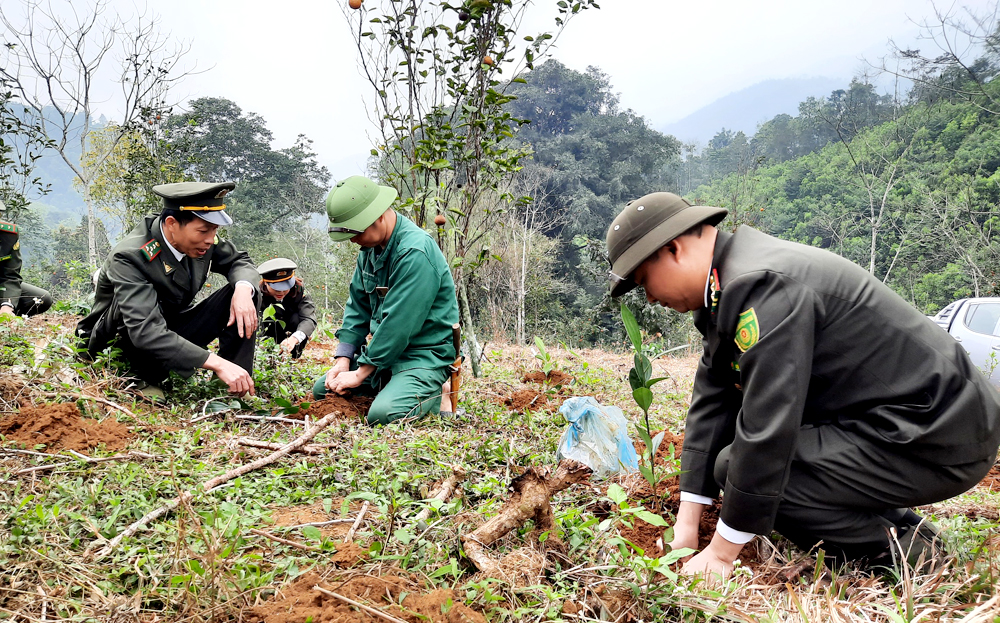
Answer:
[{"xmin": 3, "ymin": 0, "xmax": 1000, "ymax": 359}]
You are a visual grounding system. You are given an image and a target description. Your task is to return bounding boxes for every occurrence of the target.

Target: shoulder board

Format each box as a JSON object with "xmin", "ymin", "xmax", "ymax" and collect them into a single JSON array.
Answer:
[
  {"xmin": 140, "ymin": 239, "xmax": 161, "ymax": 261},
  {"xmin": 0, "ymin": 221, "xmax": 18, "ymax": 235}
]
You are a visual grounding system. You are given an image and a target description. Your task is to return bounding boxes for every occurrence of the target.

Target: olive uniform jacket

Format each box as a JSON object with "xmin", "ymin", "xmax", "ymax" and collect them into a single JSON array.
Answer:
[
  {"xmin": 337, "ymin": 212, "xmax": 459, "ymax": 374},
  {"xmin": 76, "ymin": 215, "xmax": 259, "ymax": 371},
  {"xmin": 0, "ymin": 221, "xmax": 23, "ymax": 308},
  {"xmin": 682, "ymin": 227, "xmax": 1000, "ymax": 535},
  {"xmin": 262, "ymin": 281, "xmax": 318, "ymax": 338}
]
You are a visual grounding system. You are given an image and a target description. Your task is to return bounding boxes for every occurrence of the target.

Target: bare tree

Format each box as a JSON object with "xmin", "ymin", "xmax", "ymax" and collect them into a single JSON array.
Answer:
[{"xmin": 0, "ymin": 0, "xmax": 193, "ymax": 265}]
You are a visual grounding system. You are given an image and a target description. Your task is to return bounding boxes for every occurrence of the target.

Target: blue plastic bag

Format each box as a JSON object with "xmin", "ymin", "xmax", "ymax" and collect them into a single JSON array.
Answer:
[{"xmin": 556, "ymin": 396, "xmax": 639, "ymax": 479}]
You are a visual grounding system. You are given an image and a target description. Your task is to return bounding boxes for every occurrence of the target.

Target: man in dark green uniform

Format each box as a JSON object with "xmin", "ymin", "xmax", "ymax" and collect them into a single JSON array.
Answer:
[
  {"xmin": 0, "ymin": 199, "xmax": 53, "ymax": 319},
  {"xmin": 606, "ymin": 192, "xmax": 1000, "ymax": 577},
  {"xmin": 258, "ymin": 257, "xmax": 317, "ymax": 359},
  {"xmin": 312, "ymin": 175, "xmax": 459, "ymax": 425},
  {"xmin": 76, "ymin": 182, "xmax": 260, "ymax": 398}
]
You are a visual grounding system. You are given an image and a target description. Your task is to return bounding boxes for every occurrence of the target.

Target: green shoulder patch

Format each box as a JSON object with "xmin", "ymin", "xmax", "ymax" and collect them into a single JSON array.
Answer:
[
  {"xmin": 735, "ymin": 307, "xmax": 759, "ymax": 352},
  {"xmin": 141, "ymin": 239, "xmax": 161, "ymax": 261},
  {"xmin": 0, "ymin": 221, "xmax": 18, "ymax": 235}
]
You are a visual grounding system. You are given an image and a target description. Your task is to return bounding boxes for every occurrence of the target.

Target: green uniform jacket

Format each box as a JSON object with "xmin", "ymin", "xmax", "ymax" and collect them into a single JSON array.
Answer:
[
  {"xmin": 336, "ymin": 212, "xmax": 459, "ymax": 374},
  {"xmin": 0, "ymin": 221, "xmax": 23, "ymax": 307},
  {"xmin": 76, "ymin": 215, "xmax": 259, "ymax": 371},
  {"xmin": 681, "ymin": 227, "xmax": 1000, "ymax": 535},
  {"xmin": 262, "ymin": 281, "xmax": 318, "ymax": 337}
]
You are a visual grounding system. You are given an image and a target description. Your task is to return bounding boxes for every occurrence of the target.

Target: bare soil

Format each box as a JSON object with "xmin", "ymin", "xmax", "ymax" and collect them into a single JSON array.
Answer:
[
  {"xmin": 294, "ymin": 395, "xmax": 373, "ymax": 421},
  {"xmin": 978, "ymin": 462, "xmax": 1000, "ymax": 493},
  {"xmin": 269, "ymin": 499, "xmax": 362, "ymax": 540},
  {"xmin": 246, "ymin": 571, "xmax": 486, "ymax": 623},
  {"xmin": 502, "ymin": 388, "xmax": 559, "ymax": 412},
  {"xmin": 0, "ymin": 402, "xmax": 132, "ymax": 453},
  {"xmin": 521, "ymin": 370, "xmax": 573, "ymax": 386}
]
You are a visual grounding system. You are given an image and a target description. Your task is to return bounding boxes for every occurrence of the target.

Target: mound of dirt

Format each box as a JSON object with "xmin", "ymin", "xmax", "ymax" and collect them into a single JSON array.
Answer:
[
  {"xmin": 247, "ymin": 572, "xmax": 486, "ymax": 623},
  {"xmin": 502, "ymin": 388, "xmax": 560, "ymax": 413},
  {"xmin": 521, "ymin": 370, "xmax": 573, "ymax": 386},
  {"xmin": 294, "ymin": 395, "xmax": 372, "ymax": 421},
  {"xmin": 331, "ymin": 541, "xmax": 368, "ymax": 568},
  {"xmin": 0, "ymin": 402, "xmax": 131, "ymax": 454}
]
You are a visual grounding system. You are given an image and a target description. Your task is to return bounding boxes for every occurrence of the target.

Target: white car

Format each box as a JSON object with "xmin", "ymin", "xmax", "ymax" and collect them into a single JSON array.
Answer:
[{"xmin": 929, "ymin": 298, "xmax": 1000, "ymax": 387}]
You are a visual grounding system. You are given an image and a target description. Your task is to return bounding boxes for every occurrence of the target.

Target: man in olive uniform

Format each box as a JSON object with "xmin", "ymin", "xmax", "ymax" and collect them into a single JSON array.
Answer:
[
  {"xmin": 0, "ymin": 199, "xmax": 53, "ymax": 319},
  {"xmin": 76, "ymin": 182, "xmax": 260, "ymax": 397},
  {"xmin": 606, "ymin": 192, "xmax": 1000, "ymax": 576},
  {"xmin": 258, "ymin": 257, "xmax": 317, "ymax": 359},
  {"xmin": 312, "ymin": 175, "xmax": 459, "ymax": 425}
]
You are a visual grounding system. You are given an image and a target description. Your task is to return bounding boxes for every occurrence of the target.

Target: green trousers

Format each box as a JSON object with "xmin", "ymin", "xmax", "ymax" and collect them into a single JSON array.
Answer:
[{"xmin": 312, "ymin": 365, "xmax": 449, "ymax": 425}]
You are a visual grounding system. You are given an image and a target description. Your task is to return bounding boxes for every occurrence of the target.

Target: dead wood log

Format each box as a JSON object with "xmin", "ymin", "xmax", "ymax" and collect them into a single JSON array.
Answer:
[
  {"xmin": 344, "ymin": 500, "xmax": 369, "ymax": 543},
  {"xmin": 460, "ymin": 459, "xmax": 591, "ymax": 576},
  {"xmin": 413, "ymin": 465, "xmax": 467, "ymax": 524},
  {"xmin": 88, "ymin": 409, "xmax": 345, "ymax": 561}
]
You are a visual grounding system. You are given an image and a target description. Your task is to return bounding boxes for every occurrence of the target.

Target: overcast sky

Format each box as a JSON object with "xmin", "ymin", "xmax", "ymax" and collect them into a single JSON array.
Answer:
[{"xmin": 77, "ymin": 0, "xmax": 1000, "ymax": 181}]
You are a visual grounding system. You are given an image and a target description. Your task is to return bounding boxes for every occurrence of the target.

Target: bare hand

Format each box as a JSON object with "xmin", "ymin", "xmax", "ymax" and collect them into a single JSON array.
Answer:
[
  {"xmin": 279, "ymin": 336, "xmax": 299, "ymax": 354},
  {"xmin": 0, "ymin": 305, "xmax": 14, "ymax": 321},
  {"xmin": 328, "ymin": 369, "xmax": 365, "ymax": 395},
  {"xmin": 680, "ymin": 547, "xmax": 735, "ymax": 583},
  {"xmin": 204, "ymin": 353, "xmax": 255, "ymax": 396},
  {"xmin": 228, "ymin": 283, "xmax": 258, "ymax": 338},
  {"xmin": 324, "ymin": 358, "xmax": 352, "ymax": 391}
]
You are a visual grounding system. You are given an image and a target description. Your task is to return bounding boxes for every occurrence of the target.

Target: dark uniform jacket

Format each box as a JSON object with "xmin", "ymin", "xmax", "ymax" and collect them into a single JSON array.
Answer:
[
  {"xmin": 76, "ymin": 215, "xmax": 259, "ymax": 371},
  {"xmin": 337, "ymin": 212, "xmax": 459, "ymax": 374},
  {"xmin": 681, "ymin": 227, "xmax": 1000, "ymax": 535},
  {"xmin": 0, "ymin": 221, "xmax": 23, "ymax": 308},
  {"xmin": 262, "ymin": 281, "xmax": 318, "ymax": 338}
]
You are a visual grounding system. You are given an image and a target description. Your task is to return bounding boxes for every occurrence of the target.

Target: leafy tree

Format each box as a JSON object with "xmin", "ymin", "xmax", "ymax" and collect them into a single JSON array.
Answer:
[
  {"xmin": 349, "ymin": 0, "xmax": 599, "ymax": 376},
  {"xmin": 0, "ymin": 81, "xmax": 53, "ymax": 214}
]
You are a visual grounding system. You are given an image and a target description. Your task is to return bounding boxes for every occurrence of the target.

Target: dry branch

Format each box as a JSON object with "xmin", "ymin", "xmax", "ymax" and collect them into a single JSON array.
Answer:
[
  {"xmin": 14, "ymin": 451, "xmax": 156, "ymax": 475},
  {"xmin": 313, "ymin": 586, "xmax": 409, "ymax": 623},
  {"xmin": 413, "ymin": 465, "xmax": 467, "ymax": 524},
  {"xmin": 344, "ymin": 501, "xmax": 369, "ymax": 543},
  {"xmin": 460, "ymin": 459, "xmax": 591, "ymax": 576},
  {"xmin": 248, "ymin": 528, "xmax": 319, "ymax": 552},
  {"xmin": 234, "ymin": 437, "xmax": 324, "ymax": 455},
  {"xmin": 89, "ymin": 409, "xmax": 345, "ymax": 560}
]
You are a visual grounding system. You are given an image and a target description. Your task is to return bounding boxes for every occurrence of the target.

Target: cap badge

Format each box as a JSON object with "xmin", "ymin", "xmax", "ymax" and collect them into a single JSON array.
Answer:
[
  {"xmin": 277, "ymin": 271, "xmax": 287, "ymax": 277},
  {"xmin": 215, "ymin": 189, "xmax": 230, "ymax": 199}
]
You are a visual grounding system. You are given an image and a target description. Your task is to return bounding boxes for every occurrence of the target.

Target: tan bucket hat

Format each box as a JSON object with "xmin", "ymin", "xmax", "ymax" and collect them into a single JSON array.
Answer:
[{"xmin": 606, "ymin": 192, "xmax": 727, "ymax": 297}]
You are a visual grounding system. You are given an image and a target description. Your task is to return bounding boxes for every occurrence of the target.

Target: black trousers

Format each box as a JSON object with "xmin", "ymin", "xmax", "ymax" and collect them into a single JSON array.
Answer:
[
  {"xmin": 9, "ymin": 283, "xmax": 53, "ymax": 317},
  {"xmin": 116, "ymin": 283, "xmax": 259, "ymax": 385},
  {"xmin": 260, "ymin": 314, "xmax": 309, "ymax": 359},
  {"xmin": 714, "ymin": 424, "xmax": 994, "ymax": 563}
]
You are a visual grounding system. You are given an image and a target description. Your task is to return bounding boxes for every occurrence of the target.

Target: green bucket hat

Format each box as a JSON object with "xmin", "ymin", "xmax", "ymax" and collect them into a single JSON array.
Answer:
[
  {"xmin": 325, "ymin": 176, "xmax": 398, "ymax": 241},
  {"xmin": 606, "ymin": 192, "xmax": 727, "ymax": 297}
]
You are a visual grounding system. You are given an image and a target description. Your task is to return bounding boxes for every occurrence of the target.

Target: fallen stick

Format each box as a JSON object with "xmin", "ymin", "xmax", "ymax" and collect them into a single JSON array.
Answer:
[
  {"xmin": 234, "ymin": 415, "xmax": 306, "ymax": 425},
  {"xmin": 90, "ymin": 409, "xmax": 345, "ymax": 560},
  {"xmin": 413, "ymin": 465, "xmax": 467, "ymax": 524},
  {"xmin": 460, "ymin": 459, "xmax": 591, "ymax": 577},
  {"xmin": 234, "ymin": 437, "xmax": 324, "ymax": 455},
  {"xmin": 40, "ymin": 392, "xmax": 136, "ymax": 420},
  {"xmin": 281, "ymin": 518, "xmax": 356, "ymax": 530},
  {"xmin": 248, "ymin": 528, "xmax": 319, "ymax": 552},
  {"xmin": 13, "ymin": 451, "xmax": 157, "ymax": 475},
  {"xmin": 344, "ymin": 501, "xmax": 369, "ymax": 543},
  {"xmin": 313, "ymin": 586, "xmax": 408, "ymax": 623}
]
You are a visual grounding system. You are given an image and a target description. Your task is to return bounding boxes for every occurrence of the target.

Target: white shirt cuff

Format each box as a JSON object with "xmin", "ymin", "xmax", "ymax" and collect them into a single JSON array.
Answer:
[
  {"xmin": 235, "ymin": 280, "xmax": 255, "ymax": 293},
  {"xmin": 292, "ymin": 331, "xmax": 307, "ymax": 343},
  {"xmin": 680, "ymin": 492, "xmax": 714, "ymax": 506},
  {"xmin": 715, "ymin": 519, "xmax": 756, "ymax": 544}
]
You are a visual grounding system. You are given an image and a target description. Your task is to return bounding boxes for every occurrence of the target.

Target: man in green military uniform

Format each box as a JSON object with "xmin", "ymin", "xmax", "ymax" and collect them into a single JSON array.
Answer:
[
  {"xmin": 258, "ymin": 258, "xmax": 317, "ymax": 359},
  {"xmin": 606, "ymin": 192, "xmax": 1000, "ymax": 577},
  {"xmin": 76, "ymin": 182, "xmax": 260, "ymax": 397},
  {"xmin": 0, "ymin": 199, "xmax": 53, "ymax": 320},
  {"xmin": 312, "ymin": 175, "xmax": 459, "ymax": 425}
]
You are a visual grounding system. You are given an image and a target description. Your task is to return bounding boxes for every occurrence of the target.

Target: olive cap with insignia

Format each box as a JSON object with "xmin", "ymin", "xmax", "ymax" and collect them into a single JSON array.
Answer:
[
  {"xmin": 153, "ymin": 181, "xmax": 236, "ymax": 226},
  {"xmin": 325, "ymin": 175, "xmax": 397, "ymax": 241},
  {"xmin": 606, "ymin": 192, "xmax": 728, "ymax": 297},
  {"xmin": 258, "ymin": 257, "xmax": 297, "ymax": 292}
]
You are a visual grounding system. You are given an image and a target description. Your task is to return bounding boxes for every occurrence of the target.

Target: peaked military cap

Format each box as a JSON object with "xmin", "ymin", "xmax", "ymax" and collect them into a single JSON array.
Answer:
[
  {"xmin": 258, "ymin": 257, "xmax": 297, "ymax": 291},
  {"xmin": 153, "ymin": 181, "xmax": 236, "ymax": 226},
  {"xmin": 606, "ymin": 192, "xmax": 728, "ymax": 297},
  {"xmin": 325, "ymin": 176, "xmax": 397, "ymax": 241}
]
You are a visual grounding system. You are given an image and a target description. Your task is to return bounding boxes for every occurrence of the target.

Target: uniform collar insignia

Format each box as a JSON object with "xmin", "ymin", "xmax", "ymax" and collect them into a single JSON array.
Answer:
[
  {"xmin": 141, "ymin": 239, "xmax": 161, "ymax": 261},
  {"xmin": 709, "ymin": 268, "xmax": 722, "ymax": 316},
  {"xmin": 164, "ymin": 263, "xmax": 174, "ymax": 274}
]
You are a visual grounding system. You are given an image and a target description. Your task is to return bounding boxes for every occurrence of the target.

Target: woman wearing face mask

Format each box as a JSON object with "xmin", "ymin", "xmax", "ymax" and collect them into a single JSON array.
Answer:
[{"xmin": 258, "ymin": 258, "xmax": 317, "ymax": 359}]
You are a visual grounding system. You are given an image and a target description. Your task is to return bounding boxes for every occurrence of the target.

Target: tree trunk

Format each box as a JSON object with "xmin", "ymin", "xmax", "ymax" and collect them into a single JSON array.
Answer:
[
  {"xmin": 456, "ymin": 274, "xmax": 482, "ymax": 378},
  {"xmin": 86, "ymin": 194, "xmax": 98, "ymax": 268}
]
